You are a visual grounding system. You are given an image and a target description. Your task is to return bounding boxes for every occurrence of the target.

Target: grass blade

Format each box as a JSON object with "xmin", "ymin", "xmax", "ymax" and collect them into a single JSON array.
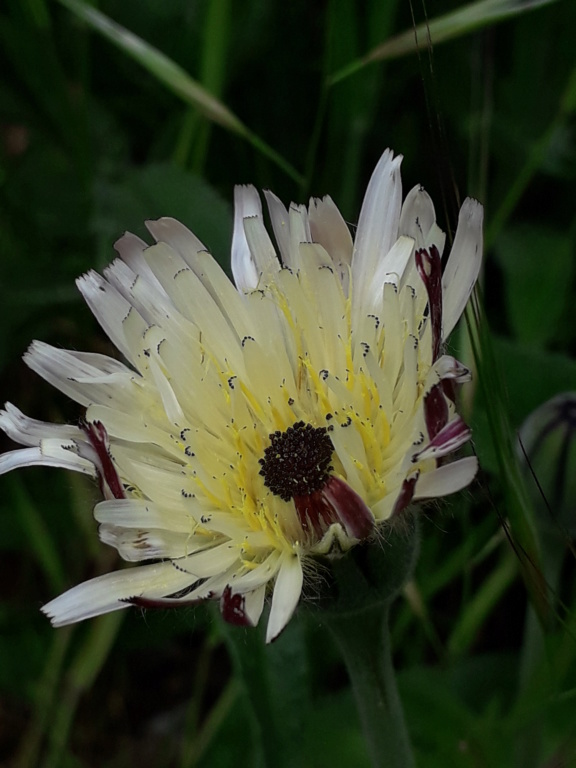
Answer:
[
  {"xmin": 467, "ymin": 293, "xmax": 549, "ymax": 623},
  {"xmin": 55, "ymin": 0, "xmax": 303, "ymax": 183},
  {"xmin": 330, "ymin": 0, "xmax": 560, "ymax": 84}
]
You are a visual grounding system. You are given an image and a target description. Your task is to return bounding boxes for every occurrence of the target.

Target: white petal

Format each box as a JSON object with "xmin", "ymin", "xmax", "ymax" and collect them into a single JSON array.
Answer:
[
  {"xmin": 76, "ymin": 270, "xmax": 136, "ymax": 364},
  {"xmin": 294, "ymin": 241, "xmax": 333, "ymax": 274},
  {"xmin": 370, "ymin": 489, "xmax": 399, "ymax": 522},
  {"xmin": 308, "ymin": 195, "xmax": 353, "ymax": 272},
  {"xmin": 24, "ymin": 341, "xmax": 136, "ymax": 409},
  {"xmin": 103, "ymin": 258, "xmax": 181, "ymax": 333},
  {"xmin": 432, "ymin": 355, "xmax": 471, "ymax": 384},
  {"xmin": 231, "ymin": 185, "xmax": 261, "ymax": 292},
  {"xmin": 179, "ymin": 542, "xmax": 240, "ymax": 578},
  {"xmin": 367, "ymin": 235, "xmax": 415, "ymax": 312},
  {"xmin": 442, "ymin": 198, "xmax": 483, "ymax": 338},
  {"xmin": 426, "ymin": 223, "xmax": 446, "ymax": 255},
  {"xmin": 414, "ymin": 456, "xmax": 478, "ymax": 499},
  {"xmin": 42, "ymin": 438, "xmax": 97, "ymax": 472},
  {"xmin": 102, "ymin": 257, "xmax": 138, "ymax": 301},
  {"xmin": 288, "ymin": 203, "xmax": 312, "ymax": 264},
  {"xmin": 421, "ymin": 355, "xmax": 472, "ymax": 399},
  {"xmin": 146, "ymin": 354, "xmax": 184, "ymax": 425},
  {"xmin": 140, "ymin": 227, "xmax": 255, "ymax": 345},
  {"xmin": 266, "ymin": 552, "xmax": 303, "ymax": 643},
  {"xmin": 352, "ymin": 149, "xmax": 403, "ymax": 311},
  {"xmin": 0, "ymin": 444, "xmax": 94, "ymax": 476},
  {"xmin": 264, "ymin": 190, "xmax": 291, "ymax": 264},
  {"xmin": 114, "ymin": 230, "xmax": 148, "ymax": 261},
  {"xmin": 243, "ymin": 216, "xmax": 279, "ymax": 280},
  {"xmin": 399, "ymin": 184, "xmax": 437, "ymax": 248},
  {"xmin": 114, "ymin": 232, "xmax": 168, "ymax": 297},
  {"xmin": 145, "ymin": 216, "xmax": 206, "ymax": 256},
  {"xmin": 243, "ymin": 584, "xmax": 267, "ymax": 627},
  {"xmin": 309, "ymin": 195, "xmax": 353, "ymax": 295},
  {"xmin": 42, "ymin": 561, "xmax": 196, "ymax": 626},
  {"xmin": 94, "ymin": 499, "xmax": 193, "ymax": 533},
  {"xmin": 0, "ymin": 403, "xmax": 82, "ymax": 447},
  {"xmin": 231, "ymin": 551, "xmax": 282, "ymax": 592},
  {"xmin": 177, "ymin": 250, "xmax": 255, "ymax": 338},
  {"xmin": 98, "ymin": 524, "xmax": 201, "ymax": 562}
]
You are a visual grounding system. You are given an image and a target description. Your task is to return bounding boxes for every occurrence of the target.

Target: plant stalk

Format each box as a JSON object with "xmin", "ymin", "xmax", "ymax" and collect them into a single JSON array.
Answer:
[{"xmin": 326, "ymin": 602, "xmax": 415, "ymax": 768}]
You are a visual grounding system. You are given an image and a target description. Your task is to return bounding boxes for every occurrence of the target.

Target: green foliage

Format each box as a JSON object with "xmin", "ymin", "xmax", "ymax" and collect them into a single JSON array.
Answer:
[
  {"xmin": 1, "ymin": 0, "xmax": 576, "ymax": 766},
  {"xmin": 92, "ymin": 164, "xmax": 232, "ymax": 267},
  {"xmin": 495, "ymin": 225, "xmax": 574, "ymax": 347}
]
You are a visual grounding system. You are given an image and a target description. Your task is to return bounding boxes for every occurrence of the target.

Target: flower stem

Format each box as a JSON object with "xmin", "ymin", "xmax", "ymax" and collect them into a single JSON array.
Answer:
[{"xmin": 326, "ymin": 602, "xmax": 415, "ymax": 768}]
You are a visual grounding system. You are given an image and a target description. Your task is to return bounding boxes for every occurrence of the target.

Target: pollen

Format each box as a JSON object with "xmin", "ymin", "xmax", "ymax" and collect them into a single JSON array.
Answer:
[{"xmin": 258, "ymin": 421, "xmax": 334, "ymax": 502}]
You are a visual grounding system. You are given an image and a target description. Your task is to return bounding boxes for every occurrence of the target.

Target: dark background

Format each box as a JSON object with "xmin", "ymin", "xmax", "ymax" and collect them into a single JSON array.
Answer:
[{"xmin": 1, "ymin": 1, "xmax": 575, "ymax": 766}]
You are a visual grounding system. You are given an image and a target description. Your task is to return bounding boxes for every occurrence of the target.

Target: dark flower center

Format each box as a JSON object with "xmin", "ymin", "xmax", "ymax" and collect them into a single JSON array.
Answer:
[{"xmin": 258, "ymin": 421, "xmax": 334, "ymax": 501}]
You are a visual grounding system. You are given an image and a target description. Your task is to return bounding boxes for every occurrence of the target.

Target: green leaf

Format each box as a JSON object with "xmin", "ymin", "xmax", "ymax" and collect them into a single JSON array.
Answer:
[
  {"xmin": 473, "ymin": 336, "xmax": 576, "ymax": 471},
  {"xmin": 330, "ymin": 0, "xmax": 560, "ymax": 83},
  {"xmin": 400, "ymin": 666, "xmax": 480, "ymax": 767},
  {"xmin": 494, "ymin": 225, "xmax": 573, "ymax": 347},
  {"xmin": 55, "ymin": 0, "xmax": 303, "ymax": 183},
  {"xmin": 92, "ymin": 163, "xmax": 233, "ymax": 268},
  {"xmin": 493, "ymin": 337, "xmax": 576, "ymax": 427},
  {"xmin": 447, "ymin": 551, "xmax": 518, "ymax": 656},
  {"xmin": 304, "ymin": 690, "xmax": 371, "ymax": 768}
]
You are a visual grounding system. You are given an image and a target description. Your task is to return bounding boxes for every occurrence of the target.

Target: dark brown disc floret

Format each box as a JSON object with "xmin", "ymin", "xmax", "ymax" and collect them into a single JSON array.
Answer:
[{"xmin": 258, "ymin": 421, "xmax": 334, "ymax": 501}]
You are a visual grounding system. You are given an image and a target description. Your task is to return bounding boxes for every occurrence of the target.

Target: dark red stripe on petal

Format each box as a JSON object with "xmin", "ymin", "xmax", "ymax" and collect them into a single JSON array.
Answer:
[
  {"xmin": 221, "ymin": 585, "xmax": 252, "ymax": 626},
  {"xmin": 415, "ymin": 416, "xmax": 471, "ymax": 460},
  {"xmin": 82, "ymin": 420, "xmax": 126, "ymax": 500},
  {"xmin": 416, "ymin": 245, "xmax": 443, "ymax": 361},
  {"xmin": 321, "ymin": 476, "xmax": 375, "ymax": 540},
  {"xmin": 294, "ymin": 491, "xmax": 335, "ymax": 539},
  {"xmin": 424, "ymin": 383, "xmax": 449, "ymax": 440},
  {"xmin": 430, "ymin": 416, "xmax": 470, "ymax": 449},
  {"xmin": 392, "ymin": 474, "xmax": 419, "ymax": 517},
  {"xmin": 442, "ymin": 378, "xmax": 457, "ymax": 404}
]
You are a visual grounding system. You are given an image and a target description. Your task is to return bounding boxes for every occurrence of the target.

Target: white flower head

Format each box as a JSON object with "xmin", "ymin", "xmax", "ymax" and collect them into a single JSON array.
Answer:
[{"xmin": 0, "ymin": 149, "xmax": 482, "ymax": 642}]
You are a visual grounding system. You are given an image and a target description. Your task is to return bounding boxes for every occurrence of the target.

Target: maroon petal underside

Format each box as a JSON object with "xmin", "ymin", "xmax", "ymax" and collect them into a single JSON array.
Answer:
[
  {"xmin": 82, "ymin": 420, "xmax": 126, "ymax": 500},
  {"xmin": 220, "ymin": 585, "xmax": 253, "ymax": 626},
  {"xmin": 294, "ymin": 491, "xmax": 335, "ymax": 538},
  {"xmin": 416, "ymin": 416, "xmax": 471, "ymax": 459},
  {"xmin": 424, "ymin": 383, "xmax": 449, "ymax": 440},
  {"xmin": 391, "ymin": 474, "xmax": 419, "ymax": 517},
  {"xmin": 416, "ymin": 245, "xmax": 443, "ymax": 361},
  {"xmin": 322, "ymin": 476, "xmax": 375, "ymax": 539},
  {"xmin": 441, "ymin": 378, "xmax": 457, "ymax": 404},
  {"xmin": 294, "ymin": 476, "xmax": 375, "ymax": 541}
]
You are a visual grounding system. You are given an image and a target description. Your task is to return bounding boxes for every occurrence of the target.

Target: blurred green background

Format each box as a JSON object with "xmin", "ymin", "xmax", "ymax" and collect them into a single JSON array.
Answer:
[{"xmin": 1, "ymin": 0, "xmax": 576, "ymax": 766}]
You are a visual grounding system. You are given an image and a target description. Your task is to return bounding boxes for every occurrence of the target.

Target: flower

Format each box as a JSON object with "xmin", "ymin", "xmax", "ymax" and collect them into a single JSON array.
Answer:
[{"xmin": 0, "ymin": 149, "xmax": 482, "ymax": 642}]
